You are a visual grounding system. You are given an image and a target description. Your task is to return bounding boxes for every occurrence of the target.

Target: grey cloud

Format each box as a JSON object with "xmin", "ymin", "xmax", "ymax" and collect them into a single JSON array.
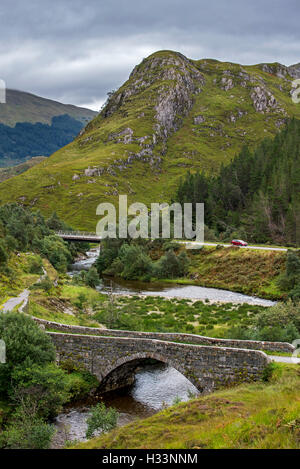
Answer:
[{"xmin": 0, "ymin": 0, "xmax": 299, "ymax": 109}]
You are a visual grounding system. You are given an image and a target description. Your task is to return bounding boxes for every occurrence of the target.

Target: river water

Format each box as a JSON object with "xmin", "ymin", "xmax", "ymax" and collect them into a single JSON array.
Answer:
[
  {"xmin": 69, "ymin": 248, "xmax": 275, "ymax": 307},
  {"xmin": 55, "ymin": 248, "xmax": 274, "ymax": 446},
  {"xmin": 53, "ymin": 363, "xmax": 199, "ymax": 447}
]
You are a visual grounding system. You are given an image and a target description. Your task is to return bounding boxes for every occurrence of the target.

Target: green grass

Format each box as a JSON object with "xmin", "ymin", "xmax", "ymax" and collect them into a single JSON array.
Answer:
[
  {"xmin": 93, "ymin": 294, "xmax": 264, "ymax": 338},
  {"xmin": 73, "ymin": 364, "xmax": 300, "ymax": 449},
  {"xmin": 0, "ymin": 252, "xmax": 41, "ymax": 303},
  {"xmin": 0, "ymin": 157, "xmax": 47, "ymax": 182},
  {"xmin": 0, "ymin": 51, "xmax": 299, "ymax": 229}
]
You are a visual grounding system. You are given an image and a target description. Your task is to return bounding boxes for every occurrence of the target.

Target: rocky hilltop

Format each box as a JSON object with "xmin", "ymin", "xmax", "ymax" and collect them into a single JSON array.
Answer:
[{"xmin": 0, "ymin": 50, "xmax": 299, "ymax": 228}]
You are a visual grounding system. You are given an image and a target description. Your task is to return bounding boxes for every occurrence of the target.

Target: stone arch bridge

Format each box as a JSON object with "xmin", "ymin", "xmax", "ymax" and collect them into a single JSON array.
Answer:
[{"xmin": 47, "ymin": 327, "xmax": 273, "ymax": 394}]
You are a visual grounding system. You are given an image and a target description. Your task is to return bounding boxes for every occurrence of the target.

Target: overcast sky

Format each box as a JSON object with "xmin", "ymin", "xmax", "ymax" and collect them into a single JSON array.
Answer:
[{"xmin": 1, "ymin": 0, "xmax": 299, "ymax": 111}]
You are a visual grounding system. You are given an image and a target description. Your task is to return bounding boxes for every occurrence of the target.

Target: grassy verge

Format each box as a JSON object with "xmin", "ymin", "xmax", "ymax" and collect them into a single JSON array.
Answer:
[{"xmin": 74, "ymin": 364, "xmax": 300, "ymax": 449}]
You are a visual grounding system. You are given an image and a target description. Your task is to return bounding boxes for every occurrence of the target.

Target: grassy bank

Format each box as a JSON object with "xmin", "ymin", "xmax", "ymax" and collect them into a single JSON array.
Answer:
[
  {"xmin": 28, "ymin": 283, "xmax": 103, "ymax": 327},
  {"xmin": 74, "ymin": 364, "xmax": 300, "ymax": 449},
  {"xmin": 186, "ymin": 246, "xmax": 286, "ymax": 299}
]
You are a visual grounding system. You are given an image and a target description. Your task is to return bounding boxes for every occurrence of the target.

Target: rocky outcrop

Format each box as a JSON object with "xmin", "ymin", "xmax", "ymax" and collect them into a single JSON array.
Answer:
[
  {"xmin": 221, "ymin": 76, "xmax": 234, "ymax": 91},
  {"xmin": 193, "ymin": 115, "xmax": 205, "ymax": 124},
  {"xmin": 250, "ymin": 86, "xmax": 278, "ymax": 113},
  {"xmin": 102, "ymin": 52, "xmax": 205, "ymax": 140},
  {"xmin": 260, "ymin": 63, "xmax": 289, "ymax": 79},
  {"xmin": 288, "ymin": 63, "xmax": 300, "ymax": 79}
]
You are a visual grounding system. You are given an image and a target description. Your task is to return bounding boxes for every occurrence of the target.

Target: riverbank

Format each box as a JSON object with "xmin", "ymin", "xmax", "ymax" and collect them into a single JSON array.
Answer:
[
  {"xmin": 74, "ymin": 363, "xmax": 300, "ymax": 449},
  {"xmin": 97, "ymin": 244, "xmax": 287, "ymax": 301},
  {"xmin": 185, "ymin": 245, "xmax": 287, "ymax": 300}
]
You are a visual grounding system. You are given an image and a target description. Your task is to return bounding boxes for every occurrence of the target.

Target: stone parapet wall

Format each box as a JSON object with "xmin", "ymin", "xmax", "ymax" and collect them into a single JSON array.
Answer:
[{"xmin": 32, "ymin": 316, "xmax": 295, "ymax": 354}]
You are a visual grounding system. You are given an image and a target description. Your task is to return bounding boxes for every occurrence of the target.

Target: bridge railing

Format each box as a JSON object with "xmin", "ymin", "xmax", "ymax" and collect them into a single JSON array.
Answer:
[{"xmin": 55, "ymin": 230, "xmax": 101, "ymax": 239}]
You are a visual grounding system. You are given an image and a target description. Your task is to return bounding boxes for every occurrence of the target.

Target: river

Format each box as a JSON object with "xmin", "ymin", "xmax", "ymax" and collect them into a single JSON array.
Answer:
[
  {"xmin": 52, "ymin": 363, "xmax": 199, "ymax": 447},
  {"xmin": 69, "ymin": 248, "xmax": 275, "ymax": 307},
  {"xmin": 55, "ymin": 247, "xmax": 274, "ymax": 447}
]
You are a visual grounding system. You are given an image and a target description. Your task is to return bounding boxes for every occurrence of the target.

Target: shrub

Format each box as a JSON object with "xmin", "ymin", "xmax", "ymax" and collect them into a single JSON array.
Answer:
[
  {"xmin": 27, "ymin": 255, "xmax": 44, "ymax": 275},
  {"xmin": 86, "ymin": 403, "xmax": 119, "ymax": 439},
  {"xmin": 10, "ymin": 363, "xmax": 70, "ymax": 418},
  {"xmin": 86, "ymin": 267, "xmax": 100, "ymax": 288},
  {"xmin": 1, "ymin": 413, "xmax": 55, "ymax": 449},
  {"xmin": 0, "ymin": 312, "xmax": 55, "ymax": 395}
]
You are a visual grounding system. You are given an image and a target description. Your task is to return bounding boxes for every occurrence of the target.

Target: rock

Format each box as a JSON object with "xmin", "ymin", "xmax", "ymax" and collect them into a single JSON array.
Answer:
[
  {"xmin": 193, "ymin": 115, "xmax": 205, "ymax": 124},
  {"xmin": 288, "ymin": 63, "xmax": 300, "ymax": 79},
  {"xmin": 250, "ymin": 86, "xmax": 277, "ymax": 112},
  {"xmin": 72, "ymin": 174, "xmax": 80, "ymax": 181},
  {"xmin": 221, "ymin": 76, "xmax": 234, "ymax": 91}
]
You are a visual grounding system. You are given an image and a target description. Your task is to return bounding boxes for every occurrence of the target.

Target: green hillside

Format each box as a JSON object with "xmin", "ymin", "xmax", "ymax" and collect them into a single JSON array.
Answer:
[
  {"xmin": 0, "ymin": 51, "xmax": 299, "ymax": 229},
  {"xmin": 0, "ymin": 89, "xmax": 96, "ymax": 127},
  {"xmin": 0, "ymin": 90, "xmax": 97, "ymax": 167}
]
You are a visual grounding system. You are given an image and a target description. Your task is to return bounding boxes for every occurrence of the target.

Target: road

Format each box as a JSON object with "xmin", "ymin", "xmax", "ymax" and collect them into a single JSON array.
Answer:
[
  {"xmin": 179, "ymin": 241, "xmax": 287, "ymax": 252},
  {"xmin": 1, "ymin": 289, "xmax": 29, "ymax": 313},
  {"xmin": 270, "ymin": 355, "xmax": 300, "ymax": 364}
]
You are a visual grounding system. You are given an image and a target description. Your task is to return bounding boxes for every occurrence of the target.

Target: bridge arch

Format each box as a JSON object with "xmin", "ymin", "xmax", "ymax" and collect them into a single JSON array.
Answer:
[{"xmin": 98, "ymin": 351, "xmax": 201, "ymax": 393}]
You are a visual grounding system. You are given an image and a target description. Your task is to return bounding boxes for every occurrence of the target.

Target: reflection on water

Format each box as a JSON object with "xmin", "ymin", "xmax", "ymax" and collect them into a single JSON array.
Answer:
[
  {"xmin": 53, "ymin": 363, "xmax": 199, "ymax": 447},
  {"xmin": 97, "ymin": 277, "xmax": 275, "ymax": 306}
]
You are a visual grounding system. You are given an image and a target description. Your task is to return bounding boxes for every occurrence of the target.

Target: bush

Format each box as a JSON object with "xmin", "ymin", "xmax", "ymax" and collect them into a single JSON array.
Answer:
[
  {"xmin": 1, "ymin": 412, "xmax": 55, "ymax": 449},
  {"xmin": 118, "ymin": 244, "xmax": 153, "ymax": 280},
  {"xmin": 86, "ymin": 403, "xmax": 119, "ymax": 439},
  {"xmin": 27, "ymin": 255, "xmax": 44, "ymax": 275},
  {"xmin": 30, "ymin": 275, "xmax": 53, "ymax": 293},
  {"xmin": 154, "ymin": 249, "xmax": 190, "ymax": 278},
  {"xmin": 10, "ymin": 363, "xmax": 70, "ymax": 418},
  {"xmin": 0, "ymin": 312, "xmax": 55, "ymax": 395},
  {"xmin": 228, "ymin": 301, "xmax": 300, "ymax": 343},
  {"xmin": 86, "ymin": 267, "xmax": 100, "ymax": 288}
]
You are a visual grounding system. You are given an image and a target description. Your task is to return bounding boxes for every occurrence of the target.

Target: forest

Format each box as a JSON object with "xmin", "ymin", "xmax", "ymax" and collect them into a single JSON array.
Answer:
[
  {"xmin": 175, "ymin": 118, "xmax": 300, "ymax": 246},
  {"xmin": 0, "ymin": 114, "xmax": 83, "ymax": 167}
]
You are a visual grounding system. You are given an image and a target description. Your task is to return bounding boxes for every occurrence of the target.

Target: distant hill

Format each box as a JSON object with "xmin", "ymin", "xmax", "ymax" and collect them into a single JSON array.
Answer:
[
  {"xmin": 0, "ymin": 89, "xmax": 97, "ymax": 166},
  {"xmin": 0, "ymin": 156, "xmax": 46, "ymax": 183},
  {"xmin": 0, "ymin": 50, "xmax": 300, "ymax": 229}
]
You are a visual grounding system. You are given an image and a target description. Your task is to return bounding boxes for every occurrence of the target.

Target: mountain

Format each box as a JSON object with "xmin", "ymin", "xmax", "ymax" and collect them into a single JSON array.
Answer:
[
  {"xmin": 0, "ymin": 89, "xmax": 97, "ymax": 166},
  {"xmin": 0, "ymin": 50, "xmax": 299, "ymax": 229}
]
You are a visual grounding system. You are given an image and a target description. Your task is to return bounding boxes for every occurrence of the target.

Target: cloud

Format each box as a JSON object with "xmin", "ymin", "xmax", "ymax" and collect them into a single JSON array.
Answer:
[{"xmin": 0, "ymin": 0, "xmax": 299, "ymax": 110}]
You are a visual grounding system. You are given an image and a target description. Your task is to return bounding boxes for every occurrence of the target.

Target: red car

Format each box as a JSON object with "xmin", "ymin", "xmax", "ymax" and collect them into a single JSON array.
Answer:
[{"xmin": 231, "ymin": 239, "xmax": 248, "ymax": 246}]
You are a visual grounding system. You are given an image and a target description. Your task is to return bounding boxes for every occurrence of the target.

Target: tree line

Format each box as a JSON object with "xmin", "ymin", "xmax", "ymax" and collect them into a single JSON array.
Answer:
[{"xmin": 175, "ymin": 118, "xmax": 300, "ymax": 246}]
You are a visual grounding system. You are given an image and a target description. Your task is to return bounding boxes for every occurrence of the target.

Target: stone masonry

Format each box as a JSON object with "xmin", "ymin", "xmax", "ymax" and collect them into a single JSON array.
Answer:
[{"xmin": 49, "ymin": 331, "xmax": 270, "ymax": 394}]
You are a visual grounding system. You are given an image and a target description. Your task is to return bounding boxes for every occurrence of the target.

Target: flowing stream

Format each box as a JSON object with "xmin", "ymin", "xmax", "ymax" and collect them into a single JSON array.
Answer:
[{"xmin": 54, "ymin": 247, "xmax": 275, "ymax": 447}]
